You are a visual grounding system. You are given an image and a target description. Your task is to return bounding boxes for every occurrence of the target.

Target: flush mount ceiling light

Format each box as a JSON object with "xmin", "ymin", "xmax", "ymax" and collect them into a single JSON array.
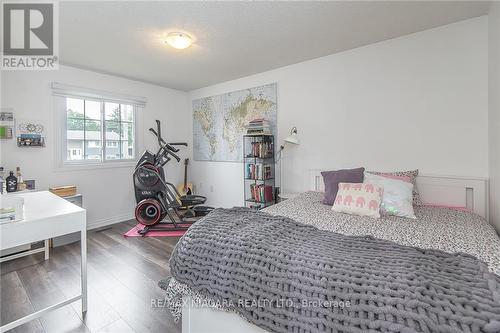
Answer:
[{"xmin": 164, "ymin": 32, "xmax": 193, "ymax": 49}]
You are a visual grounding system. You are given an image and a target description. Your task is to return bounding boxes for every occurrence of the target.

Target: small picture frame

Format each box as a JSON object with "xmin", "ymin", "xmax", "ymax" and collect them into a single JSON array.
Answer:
[
  {"xmin": 0, "ymin": 110, "xmax": 14, "ymax": 139},
  {"xmin": 25, "ymin": 180, "xmax": 36, "ymax": 190}
]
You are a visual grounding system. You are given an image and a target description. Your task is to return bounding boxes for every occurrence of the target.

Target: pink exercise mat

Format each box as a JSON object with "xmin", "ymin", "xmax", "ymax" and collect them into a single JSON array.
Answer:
[{"xmin": 123, "ymin": 223, "xmax": 191, "ymax": 237}]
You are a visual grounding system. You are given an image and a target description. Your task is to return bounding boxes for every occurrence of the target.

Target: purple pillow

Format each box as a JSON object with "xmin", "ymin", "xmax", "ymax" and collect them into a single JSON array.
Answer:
[{"xmin": 321, "ymin": 167, "xmax": 365, "ymax": 205}]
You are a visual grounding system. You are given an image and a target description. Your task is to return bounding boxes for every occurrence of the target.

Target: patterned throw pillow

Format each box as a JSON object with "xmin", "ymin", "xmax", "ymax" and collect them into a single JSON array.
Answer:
[
  {"xmin": 364, "ymin": 172, "xmax": 416, "ymax": 219},
  {"xmin": 332, "ymin": 182, "xmax": 384, "ymax": 218},
  {"xmin": 369, "ymin": 170, "xmax": 422, "ymax": 206}
]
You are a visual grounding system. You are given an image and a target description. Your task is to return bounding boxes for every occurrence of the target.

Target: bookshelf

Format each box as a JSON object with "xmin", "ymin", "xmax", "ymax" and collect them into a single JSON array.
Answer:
[{"xmin": 243, "ymin": 135, "xmax": 275, "ymax": 210}]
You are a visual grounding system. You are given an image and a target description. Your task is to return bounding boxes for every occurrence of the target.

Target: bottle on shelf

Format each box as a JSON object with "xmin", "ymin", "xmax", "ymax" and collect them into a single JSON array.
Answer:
[
  {"xmin": 0, "ymin": 167, "xmax": 4, "ymax": 194},
  {"xmin": 16, "ymin": 166, "xmax": 26, "ymax": 191},
  {"xmin": 6, "ymin": 171, "xmax": 17, "ymax": 192}
]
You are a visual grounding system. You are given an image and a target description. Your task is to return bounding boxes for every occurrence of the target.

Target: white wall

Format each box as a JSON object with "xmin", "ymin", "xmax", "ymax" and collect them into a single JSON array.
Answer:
[
  {"xmin": 189, "ymin": 17, "xmax": 489, "ymax": 208},
  {"xmin": 1, "ymin": 65, "xmax": 190, "ymax": 229},
  {"xmin": 489, "ymin": 3, "xmax": 500, "ymax": 231}
]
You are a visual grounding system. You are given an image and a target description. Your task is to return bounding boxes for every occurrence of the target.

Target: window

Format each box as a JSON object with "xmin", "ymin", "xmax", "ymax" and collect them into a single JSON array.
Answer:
[
  {"xmin": 64, "ymin": 97, "xmax": 136, "ymax": 163},
  {"xmin": 67, "ymin": 148, "xmax": 82, "ymax": 159},
  {"xmin": 88, "ymin": 141, "xmax": 101, "ymax": 148}
]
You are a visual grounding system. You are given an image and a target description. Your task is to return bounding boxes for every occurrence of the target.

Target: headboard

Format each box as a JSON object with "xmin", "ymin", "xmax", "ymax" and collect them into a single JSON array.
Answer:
[{"xmin": 309, "ymin": 170, "xmax": 489, "ymax": 220}]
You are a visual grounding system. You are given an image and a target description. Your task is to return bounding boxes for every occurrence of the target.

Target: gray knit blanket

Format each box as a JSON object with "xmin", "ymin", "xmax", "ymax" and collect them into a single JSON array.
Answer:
[{"xmin": 169, "ymin": 208, "xmax": 500, "ymax": 333}]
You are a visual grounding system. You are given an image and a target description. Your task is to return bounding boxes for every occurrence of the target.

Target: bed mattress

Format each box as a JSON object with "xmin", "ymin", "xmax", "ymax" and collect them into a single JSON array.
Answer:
[
  {"xmin": 264, "ymin": 192, "xmax": 500, "ymax": 274},
  {"xmin": 163, "ymin": 191, "xmax": 500, "ymax": 324}
]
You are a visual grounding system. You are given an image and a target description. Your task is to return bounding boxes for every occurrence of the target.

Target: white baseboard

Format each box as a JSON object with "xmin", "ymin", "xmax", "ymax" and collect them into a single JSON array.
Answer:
[{"xmin": 87, "ymin": 213, "xmax": 134, "ymax": 230}]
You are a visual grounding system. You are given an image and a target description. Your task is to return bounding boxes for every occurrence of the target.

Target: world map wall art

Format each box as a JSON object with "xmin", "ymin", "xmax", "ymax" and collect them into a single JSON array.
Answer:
[{"xmin": 193, "ymin": 83, "xmax": 277, "ymax": 162}]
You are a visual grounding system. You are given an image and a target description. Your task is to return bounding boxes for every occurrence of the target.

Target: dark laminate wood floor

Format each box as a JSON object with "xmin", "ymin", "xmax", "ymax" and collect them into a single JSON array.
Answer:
[{"xmin": 0, "ymin": 220, "xmax": 182, "ymax": 333}]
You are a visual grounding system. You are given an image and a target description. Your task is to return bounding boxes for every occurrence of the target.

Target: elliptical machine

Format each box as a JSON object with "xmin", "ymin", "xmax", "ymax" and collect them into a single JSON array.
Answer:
[{"xmin": 133, "ymin": 120, "xmax": 213, "ymax": 236}]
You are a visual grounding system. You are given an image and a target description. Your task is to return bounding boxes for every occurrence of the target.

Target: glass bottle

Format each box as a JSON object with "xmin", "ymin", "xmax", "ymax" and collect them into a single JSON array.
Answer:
[
  {"xmin": 16, "ymin": 167, "xmax": 26, "ymax": 191},
  {"xmin": 6, "ymin": 171, "xmax": 17, "ymax": 192},
  {"xmin": 0, "ymin": 167, "xmax": 4, "ymax": 194}
]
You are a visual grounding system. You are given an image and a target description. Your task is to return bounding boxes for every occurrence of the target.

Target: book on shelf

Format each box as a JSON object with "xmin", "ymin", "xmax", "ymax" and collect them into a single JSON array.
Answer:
[
  {"xmin": 247, "ymin": 129, "xmax": 272, "ymax": 135},
  {"xmin": 243, "ymin": 133, "xmax": 275, "ymax": 210},
  {"xmin": 247, "ymin": 141, "xmax": 274, "ymax": 158},
  {"xmin": 249, "ymin": 184, "xmax": 274, "ymax": 203},
  {"xmin": 245, "ymin": 163, "xmax": 273, "ymax": 180},
  {"xmin": 246, "ymin": 118, "xmax": 272, "ymax": 135}
]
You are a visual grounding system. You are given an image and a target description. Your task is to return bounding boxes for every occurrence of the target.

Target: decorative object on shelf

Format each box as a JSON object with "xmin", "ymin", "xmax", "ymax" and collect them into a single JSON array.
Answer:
[
  {"xmin": 0, "ymin": 110, "xmax": 14, "ymax": 139},
  {"xmin": 193, "ymin": 83, "xmax": 277, "ymax": 162},
  {"xmin": 16, "ymin": 119, "xmax": 46, "ymax": 147},
  {"xmin": 15, "ymin": 167, "xmax": 27, "ymax": 191},
  {"xmin": 1, "ymin": 166, "xmax": 35, "ymax": 192},
  {"xmin": 277, "ymin": 126, "xmax": 300, "ymax": 196},
  {"xmin": 0, "ymin": 167, "xmax": 5, "ymax": 194},
  {"xmin": 243, "ymin": 135, "xmax": 275, "ymax": 210},
  {"xmin": 6, "ymin": 171, "xmax": 17, "ymax": 193},
  {"xmin": 24, "ymin": 180, "xmax": 36, "ymax": 190},
  {"xmin": 49, "ymin": 185, "xmax": 77, "ymax": 197}
]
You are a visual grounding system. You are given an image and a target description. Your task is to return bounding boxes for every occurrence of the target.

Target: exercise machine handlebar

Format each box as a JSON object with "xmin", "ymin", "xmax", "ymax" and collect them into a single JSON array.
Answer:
[
  {"xmin": 148, "ymin": 121, "xmax": 188, "ymax": 164},
  {"xmin": 160, "ymin": 147, "xmax": 180, "ymax": 163},
  {"xmin": 168, "ymin": 142, "xmax": 188, "ymax": 147},
  {"xmin": 149, "ymin": 128, "xmax": 180, "ymax": 153},
  {"xmin": 148, "ymin": 128, "xmax": 188, "ymax": 153}
]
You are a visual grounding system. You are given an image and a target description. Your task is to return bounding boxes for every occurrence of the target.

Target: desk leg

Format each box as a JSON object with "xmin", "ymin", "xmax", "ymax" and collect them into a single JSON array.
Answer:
[
  {"xmin": 44, "ymin": 240, "xmax": 49, "ymax": 260},
  {"xmin": 81, "ymin": 228, "xmax": 87, "ymax": 314}
]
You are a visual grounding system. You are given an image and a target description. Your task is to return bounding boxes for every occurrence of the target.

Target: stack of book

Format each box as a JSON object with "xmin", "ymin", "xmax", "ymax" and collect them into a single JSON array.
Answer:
[
  {"xmin": 245, "ymin": 163, "xmax": 273, "ymax": 180},
  {"xmin": 0, "ymin": 196, "xmax": 24, "ymax": 224},
  {"xmin": 246, "ymin": 118, "xmax": 272, "ymax": 135},
  {"xmin": 0, "ymin": 207, "xmax": 16, "ymax": 223},
  {"xmin": 49, "ymin": 185, "xmax": 77, "ymax": 197},
  {"xmin": 248, "ymin": 141, "xmax": 274, "ymax": 158},
  {"xmin": 249, "ymin": 184, "xmax": 274, "ymax": 203}
]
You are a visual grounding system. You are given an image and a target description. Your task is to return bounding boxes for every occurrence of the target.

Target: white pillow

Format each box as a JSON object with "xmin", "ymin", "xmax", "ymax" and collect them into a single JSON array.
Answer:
[
  {"xmin": 363, "ymin": 172, "xmax": 416, "ymax": 219},
  {"xmin": 332, "ymin": 182, "xmax": 384, "ymax": 219}
]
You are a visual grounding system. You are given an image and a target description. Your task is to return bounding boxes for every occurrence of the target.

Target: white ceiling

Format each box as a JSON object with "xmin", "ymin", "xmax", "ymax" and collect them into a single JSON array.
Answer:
[{"xmin": 60, "ymin": 1, "xmax": 490, "ymax": 91}]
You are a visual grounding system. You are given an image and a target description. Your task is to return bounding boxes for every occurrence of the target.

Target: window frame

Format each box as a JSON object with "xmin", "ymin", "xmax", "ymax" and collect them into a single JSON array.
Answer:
[{"xmin": 58, "ymin": 95, "xmax": 139, "ymax": 169}]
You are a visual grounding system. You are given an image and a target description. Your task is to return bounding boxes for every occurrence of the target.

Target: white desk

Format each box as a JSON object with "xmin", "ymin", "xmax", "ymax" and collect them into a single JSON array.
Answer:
[{"xmin": 0, "ymin": 191, "xmax": 87, "ymax": 332}]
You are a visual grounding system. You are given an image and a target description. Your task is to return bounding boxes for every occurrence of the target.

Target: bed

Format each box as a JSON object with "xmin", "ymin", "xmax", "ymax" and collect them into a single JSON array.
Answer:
[{"xmin": 162, "ymin": 174, "xmax": 500, "ymax": 333}]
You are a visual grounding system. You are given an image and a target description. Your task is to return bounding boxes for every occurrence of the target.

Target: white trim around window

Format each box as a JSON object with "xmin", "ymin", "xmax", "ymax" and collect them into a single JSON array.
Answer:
[
  {"xmin": 51, "ymin": 82, "xmax": 147, "ymax": 107},
  {"xmin": 52, "ymin": 84, "xmax": 144, "ymax": 171}
]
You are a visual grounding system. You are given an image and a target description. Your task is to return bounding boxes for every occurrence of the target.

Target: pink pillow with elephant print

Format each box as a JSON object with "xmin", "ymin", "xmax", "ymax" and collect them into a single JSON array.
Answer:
[{"xmin": 332, "ymin": 182, "xmax": 384, "ymax": 219}]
